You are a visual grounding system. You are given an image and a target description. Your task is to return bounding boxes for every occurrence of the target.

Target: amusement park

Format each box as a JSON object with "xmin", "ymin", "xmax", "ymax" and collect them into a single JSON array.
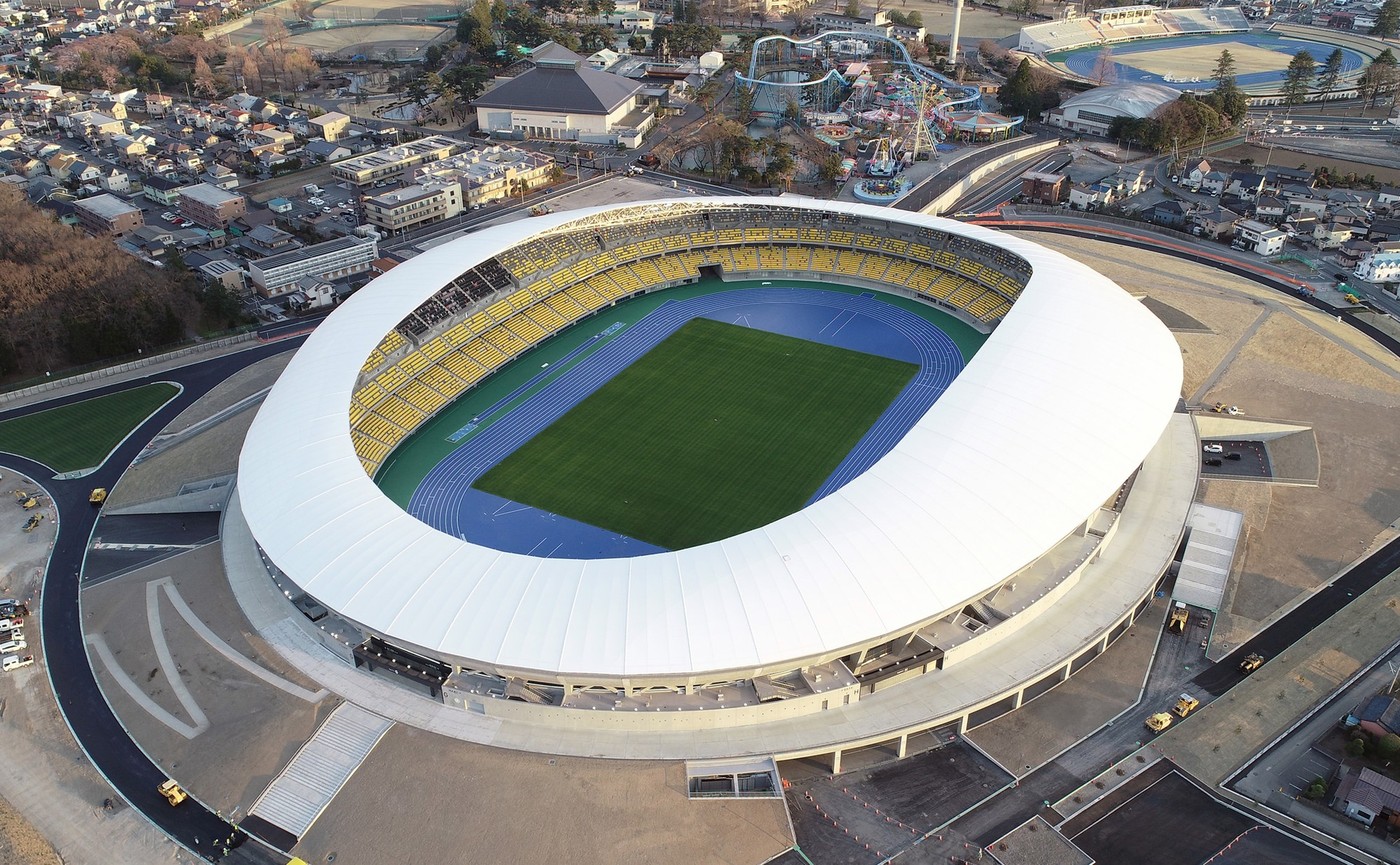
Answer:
[{"xmin": 654, "ymin": 28, "xmax": 1024, "ymax": 205}]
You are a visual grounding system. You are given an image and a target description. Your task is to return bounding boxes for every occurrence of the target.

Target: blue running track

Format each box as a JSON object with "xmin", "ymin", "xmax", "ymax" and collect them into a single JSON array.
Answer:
[{"xmin": 407, "ymin": 286, "xmax": 967, "ymax": 558}]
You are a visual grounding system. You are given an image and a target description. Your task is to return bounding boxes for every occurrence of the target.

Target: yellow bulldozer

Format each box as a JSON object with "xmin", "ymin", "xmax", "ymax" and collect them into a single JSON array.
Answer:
[
  {"xmin": 1145, "ymin": 712, "xmax": 1173, "ymax": 733},
  {"xmin": 1239, "ymin": 652, "xmax": 1265, "ymax": 674},
  {"xmin": 21, "ymin": 513, "xmax": 43, "ymax": 533},
  {"xmin": 1167, "ymin": 602, "xmax": 1189, "ymax": 635},
  {"xmin": 1172, "ymin": 693, "xmax": 1200, "ymax": 719},
  {"xmin": 89, "ymin": 488, "xmax": 108, "ymax": 505}
]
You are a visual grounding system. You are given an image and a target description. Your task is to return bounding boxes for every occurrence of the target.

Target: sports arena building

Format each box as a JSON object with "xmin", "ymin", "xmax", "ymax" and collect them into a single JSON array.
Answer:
[{"xmin": 236, "ymin": 199, "xmax": 1197, "ymax": 762}]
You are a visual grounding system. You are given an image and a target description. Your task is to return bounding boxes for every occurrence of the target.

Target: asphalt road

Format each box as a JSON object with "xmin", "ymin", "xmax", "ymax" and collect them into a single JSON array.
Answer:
[
  {"xmin": 946, "ymin": 151, "xmax": 1072, "ymax": 215},
  {"xmin": 0, "ymin": 337, "xmax": 304, "ymax": 863}
]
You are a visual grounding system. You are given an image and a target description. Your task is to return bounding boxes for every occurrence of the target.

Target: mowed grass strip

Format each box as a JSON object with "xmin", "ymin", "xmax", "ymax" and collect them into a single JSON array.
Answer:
[
  {"xmin": 0, "ymin": 382, "xmax": 179, "ymax": 472},
  {"xmin": 474, "ymin": 318, "xmax": 917, "ymax": 550}
]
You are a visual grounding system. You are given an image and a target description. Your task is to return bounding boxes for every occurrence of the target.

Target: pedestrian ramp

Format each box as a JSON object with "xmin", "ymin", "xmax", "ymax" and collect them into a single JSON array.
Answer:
[{"xmin": 247, "ymin": 703, "xmax": 393, "ymax": 842}]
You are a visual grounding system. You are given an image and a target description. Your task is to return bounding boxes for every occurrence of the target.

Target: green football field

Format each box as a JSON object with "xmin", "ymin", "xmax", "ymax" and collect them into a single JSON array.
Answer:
[
  {"xmin": 0, "ymin": 382, "xmax": 179, "ymax": 472},
  {"xmin": 474, "ymin": 318, "xmax": 917, "ymax": 550}
]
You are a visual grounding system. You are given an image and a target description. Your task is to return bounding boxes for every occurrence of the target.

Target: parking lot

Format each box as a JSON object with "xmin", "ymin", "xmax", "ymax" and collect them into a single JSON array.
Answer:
[{"xmin": 1201, "ymin": 439, "xmax": 1272, "ymax": 479}]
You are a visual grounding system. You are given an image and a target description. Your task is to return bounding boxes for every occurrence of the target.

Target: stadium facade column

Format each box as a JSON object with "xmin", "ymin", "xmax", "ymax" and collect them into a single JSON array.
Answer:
[
  {"xmin": 831, "ymin": 749, "xmax": 843, "ymax": 774},
  {"xmin": 896, "ymin": 733, "xmax": 908, "ymax": 759},
  {"xmin": 948, "ymin": 0, "xmax": 964, "ymax": 67}
]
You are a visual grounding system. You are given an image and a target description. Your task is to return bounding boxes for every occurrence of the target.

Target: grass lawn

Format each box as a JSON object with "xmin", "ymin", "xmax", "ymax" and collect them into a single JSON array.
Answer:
[
  {"xmin": 474, "ymin": 318, "xmax": 917, "ymax": 550},
  {"xmin": 0, "ymin": 382, "xmax": 179, "ymax": 472}
]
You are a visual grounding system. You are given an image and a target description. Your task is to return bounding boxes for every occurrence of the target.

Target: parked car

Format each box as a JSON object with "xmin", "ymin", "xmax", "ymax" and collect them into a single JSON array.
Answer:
[
  {"xmin": 2, "ymin": 655, "xmax": 33, "ymax": 672},
  {"xmin": 1203, "ymin": 443, "xmax": 1224, "ymax": 454},
  {"xmin": 0, "ymin": 639, "xmax": 28, "ymax": 653}
]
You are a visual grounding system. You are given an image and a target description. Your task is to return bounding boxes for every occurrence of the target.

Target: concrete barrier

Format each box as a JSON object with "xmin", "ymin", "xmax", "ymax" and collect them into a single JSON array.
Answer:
[{"xmin": 919, "ymin": 138, "xmax": 1061, "ymax": 217}]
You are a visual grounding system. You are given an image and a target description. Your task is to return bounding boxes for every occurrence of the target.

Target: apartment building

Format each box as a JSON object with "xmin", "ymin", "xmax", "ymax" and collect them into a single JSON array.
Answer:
[
  {"xmin": 329, "ymin": 135, "xmax": 467, "ymax": 186},
  {"xmin": 74, "ymin": 192, "xmax": 143, "ymax": 237},
  {"xmin": 177, "ymin": 182, "xmax": 247, "ymax": 229},
  {"xmin": 247, "ymin": 234, "xmax": 379, "ymax": 298}
]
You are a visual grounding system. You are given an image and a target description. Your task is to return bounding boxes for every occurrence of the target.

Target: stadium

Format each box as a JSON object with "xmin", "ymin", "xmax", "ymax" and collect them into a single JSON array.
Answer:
[
  {"xmin": 235, "ymin": 199, "xmax": 1197, "ymax": 761},
  {"xmin": 1020, "ymin": 6, "xmax": 1382, "ymax": 99}
]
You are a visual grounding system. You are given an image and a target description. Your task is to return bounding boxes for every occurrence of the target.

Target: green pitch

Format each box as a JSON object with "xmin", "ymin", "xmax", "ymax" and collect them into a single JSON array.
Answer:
[
  {"xmin": 474, "ymin": 318, "xmax": 917, "ymax": 550},
  {"xmin": 0, "ymin": 382, "xmax": 178, "ymax": 472}
]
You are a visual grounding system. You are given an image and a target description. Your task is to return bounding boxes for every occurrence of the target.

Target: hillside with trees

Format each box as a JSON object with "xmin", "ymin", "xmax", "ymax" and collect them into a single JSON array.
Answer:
[{"xmin": 0, "ymin": 187, "xmax": 243, "ymax": 380}]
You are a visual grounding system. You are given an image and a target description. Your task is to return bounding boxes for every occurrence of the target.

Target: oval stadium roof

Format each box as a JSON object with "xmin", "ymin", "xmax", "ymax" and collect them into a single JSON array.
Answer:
[{"xmin": 238, "ymin": 198, "xmax": 1184, "ymax": 681}]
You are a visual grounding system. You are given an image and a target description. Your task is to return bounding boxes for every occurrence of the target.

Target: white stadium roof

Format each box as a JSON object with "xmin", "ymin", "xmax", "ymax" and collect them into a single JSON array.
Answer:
[{"xmin": 238, "ymin": 198, "xmax": 1183, "ymax": 681}]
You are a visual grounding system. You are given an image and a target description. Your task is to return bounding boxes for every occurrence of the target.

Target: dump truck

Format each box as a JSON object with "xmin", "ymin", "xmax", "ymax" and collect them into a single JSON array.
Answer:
[
  {"xmin": 157, "ymin": 780, "xmax": 187, "ymax": 806},
  {"xmin": 1239, "ymin": 652, "xmax": 1265, "ymax": 673},
  {"xmin": 1172, "ymin": 693, "xmax": 1200, "ymax": 718},
  {"xmin": 89, "ymin": 488, "xmax": 107, "ymax": 505},
  {"xmin": 1145, "ymin": 712, "xmax": 1173, "ymax": 733},
  {"xmin": 1168, "ymin": 602, "xmax": 1189, "ymax": 634}
]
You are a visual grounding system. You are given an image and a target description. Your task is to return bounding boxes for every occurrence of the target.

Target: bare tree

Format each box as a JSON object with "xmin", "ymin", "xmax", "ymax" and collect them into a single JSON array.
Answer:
[{"xmin": 1091, "ymin": 44, "xmax": 1116, "ymax": 85}]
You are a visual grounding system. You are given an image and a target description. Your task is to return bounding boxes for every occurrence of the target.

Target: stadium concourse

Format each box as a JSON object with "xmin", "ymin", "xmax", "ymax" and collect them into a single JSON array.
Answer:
[{"xmin": 234, "ymin": 198, "xmax": 1199, "ymax": 763}]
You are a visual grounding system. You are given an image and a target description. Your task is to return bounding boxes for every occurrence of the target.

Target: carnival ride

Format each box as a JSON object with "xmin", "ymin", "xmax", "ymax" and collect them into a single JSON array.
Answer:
[{"xmin": 739, "ymin": 30, "xmax": 1021, "ymax": 169}]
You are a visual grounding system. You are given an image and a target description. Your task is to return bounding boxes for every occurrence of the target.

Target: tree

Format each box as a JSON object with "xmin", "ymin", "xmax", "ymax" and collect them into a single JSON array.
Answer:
[
  {"xmin": 1317, "ymin": 47, "xmax": 1345, "ymax": 106},
  {"xmin": 1371, "ymin": 0, "xmax": 1400, "ymax": 38},
  {"xmin": 1281, "ymin": 50, "xmax": 1315, "ymax": 107},
  {"xmin": 817, "ymin": 152, "xmax": 845, "ymax": 183},
  {"xmin": 843, "ymin": 0, "xmax": 860, "ymax": 17},
  {"xmin": 289, "ymin": 0, "xmax": 314, "ymax": 19},
  {"xmin": 1091, "ymin": 45, "xmax": 1116, "ymax": 86},
  {"xmin": 1359, "ymin": 49, "xmax": 1399, "ymax": 108},
  {"xmin": 1347, "ymin": 737, "xmax": 1368, "ymax": 757},
  {"xmin": 192, "ymin": 55, "xmax": 217, "ymax": 95},
  {"xmin": 442, "ymin": 63, "xmax": 492, "ymax": 100},
  {"xmin": 999, "ymin": 58, "xmax": 1043, "ymax": 119},
  {"xmin": 1379, "ymin": 732, "xmax": 1400, "ymax": 763},
  {"xmin": 1009, "ymin": 0, "xmax": 1041, "ymax": 20},
  {"xmin": 1211, "ymin": 49, "xmax": 1237, "ymax": 92},
  {"xmin": 628, "ymin": 34, "xmax": 646, "ymax": 52}
]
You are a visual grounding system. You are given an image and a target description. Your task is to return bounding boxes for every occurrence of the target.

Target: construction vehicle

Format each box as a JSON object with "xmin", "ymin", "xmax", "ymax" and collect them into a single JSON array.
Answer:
[
  {"xmin": 1145, "ymin": 712, "xmax": 1173, "ymax": 733},
  {"xmin": 1172, "ymin": 693, "xmax": 1200, "ymax": 718},
  {"xmin": 1209, "ymin": 403, "xmax": 1242, "ymax": 415},
  {"xmin": 1168, "ymin": 602, "xmax": 1189, "ymax": 634},
  {"xmin": 1239, "ymin": 652, "xmax": 1265, "ymax": 673},
  {"xmin": 89, "ymin": 488, "xmax": 107, "ymax": 505},
  {"xmin": 157, "ymin": 780, "xmax": 187, "ymax": 806},
  {"xmin": 17, "ymin": 496, "xmax": 37, "ymax": 510},
  {"xmin": 21, "ymin": 514, "xmax": 43, "ymax": 533}
]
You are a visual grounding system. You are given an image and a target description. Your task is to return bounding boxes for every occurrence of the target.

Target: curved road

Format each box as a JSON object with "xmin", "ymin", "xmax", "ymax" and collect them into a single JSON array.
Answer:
[{"xmin": 0, "ymin": 337, "xmax": 304, "ymax": 863}]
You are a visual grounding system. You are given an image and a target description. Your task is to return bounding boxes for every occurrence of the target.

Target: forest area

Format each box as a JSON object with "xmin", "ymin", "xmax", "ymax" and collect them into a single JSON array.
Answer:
[{"xmin": 0, "ymin": 187, "xmax": 245, "ymax": 382}]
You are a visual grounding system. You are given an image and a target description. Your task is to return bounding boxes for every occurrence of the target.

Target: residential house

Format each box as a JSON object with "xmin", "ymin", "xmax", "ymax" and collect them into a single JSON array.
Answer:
[
  {"xmin": 1068, "ymin": 182, "xmax": 1113, "ymax": 211},
  {"xmin": 1149, "ymin": 199, "xmax": 1191, "ymax": 228},
  {"xmin": 1338, "ymin": 238, "xmax": 1375, "ymax": 270},
  {"xmin": 1185, "ymin": 159, "xmax": 1212, "ymax": 187},
  {"xmin": 1200, "ymin": 170, "xmax": 1229, "ymax": 197},
  {"xmin": 1232, "ymin": 219, "xmax": 1286, "ymax": 255},
  {"xmin": 98, "ymin": 167, "xmax": 129, "ymax": 193},
  {"xmin": 308, "ymin": 111, "xmax": 351, "ymax": 142},
  {"xmin": 1254, "ymin": 196, "xmax": 1286, "ymax": 223},
  {"xmin": 1355, "ymin": 240, "xmax": 1400, "ymax": 285},
  {"xmin": 1193, "ymin": 205, "xmax": 1240, "ymax": 240},
  {"xmin": 304, "ymin": 140, "xmax": 351, "ymax": 163},
  {"xmin": 1289, "ymin": 195, "xmax": 1329, "ymax": 217},
  {"xmin": 141, "ymin": 174, "xmax": 187, "ymax": 205},
  {"xmin": 1226, "ymin": 171, "xmax": 1266, "ymax": 201},
  {"xmin": 1332, "ymin": 766, "xmax": 1400, "ymax": 829},
  {"xmin": 1377, "ymin": 186, "xmax": 1400, "ymax": 208},
  {"xmin": 1314, "ymin": 221, "xmax": 1353, "ymax": 250}
]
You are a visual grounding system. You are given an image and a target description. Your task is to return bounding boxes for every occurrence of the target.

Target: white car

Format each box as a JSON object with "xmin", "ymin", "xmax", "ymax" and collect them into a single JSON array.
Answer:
[
  {"xmin": 0, "ymin": 618, "xmax": 22, "ymax": 630},
  {"xmin": 0, "ymin": 639, "xmax": 27, "ymax": 654},
  {"xmin": 1203, "ymin": 443, "xmax": 1224, "ymax": 454},
  {"xmin": 2, "ymin": 655, "xmax": 32, "ymax": 672}
]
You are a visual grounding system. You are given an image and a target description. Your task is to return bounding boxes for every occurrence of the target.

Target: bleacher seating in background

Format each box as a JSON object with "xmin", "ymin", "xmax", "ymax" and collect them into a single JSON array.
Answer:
[{"xmin": 349, "ymin": 205, "xmax": 1035, "ymax": 474}]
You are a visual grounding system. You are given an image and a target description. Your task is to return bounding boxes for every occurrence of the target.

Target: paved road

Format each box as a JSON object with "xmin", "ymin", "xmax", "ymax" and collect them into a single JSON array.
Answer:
[
  {"xmin": 0, "ymin": 338, "xmax": 304, "ymax": 863},
  {"xmin": 946, "ymin": 150, "xmax": 1072, "ymax": 215}
]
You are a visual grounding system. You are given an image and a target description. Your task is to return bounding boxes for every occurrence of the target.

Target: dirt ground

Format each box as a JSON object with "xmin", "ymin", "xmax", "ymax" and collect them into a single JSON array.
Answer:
[
  {"xmin": 1022, "ymin": 232, "xmax": 1400, "ymax": 653},
  {"xmin": 1113, "ymin": 40, "xmax": 1293, "ymax": 78},
  {"xmin": 83, "ymin": 543, "xmax": 337, "ymax": 816},
  {"xmin": 0, "ymin": 472, "xmax": 193, "ymax": 865},
  {"xmin": 296, "ymin": 725, "xmax": 794, "ymax": 865}
]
